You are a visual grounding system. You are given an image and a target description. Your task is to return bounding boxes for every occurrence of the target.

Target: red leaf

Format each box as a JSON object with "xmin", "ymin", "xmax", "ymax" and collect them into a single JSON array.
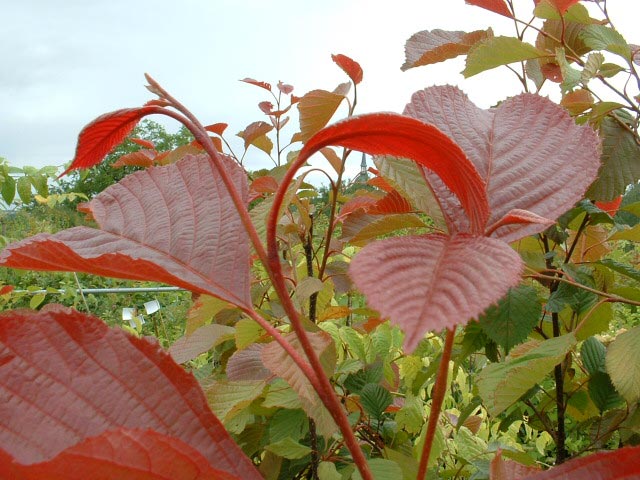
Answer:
[
  {"xmin": 111, "ymin": 149, "xmax": 156, "ymax": 168},
  {"xmin": 337, "ymin": 195, "xmax": 379, "ymax": 222},
  {"xmin": 130, "ymin": 137, "xmax": 156, "ymax": 150},
  {"xmin": 250, "ymin": 175, "xmax": 279, "ymax": 195},
  {"xmin": 367, "ymin": 190, "xmax": 413, "ymax": 215},
  {"xmin": 465, "ymin": 0, "xmax": 513, "ymax": 17},
  {"xmin": 277, "ymin": 81, "xmax": 294, "ymax": 94},
  {"xmin": 3, "ymin": 429, "xmax": 241, "ymax": 480},
  {"xmin": 349, "ymin": 234, "xmax": 523, "ymax": 351},
  {"xmin": 240, "ymin": 77, "xmax": 272, "ymax": 91},
  {"xmin": 404, "ymin": 86, "xmax": 600, "ymax": 241},
  {"xmin": 0, "ymin": 154, "xmax": 251, "ymax": 308},
  {"xmin": 522, "ymin": 445, "xmax": 640, "ymax": 479},
  {"xmin": 298, "ymin": 113, "xmax": 490, "ymax": 234},
  {"xmin": 227, "ymin": 344, "xmax": 272, "ymax": 381},
  {"xmin": 595, "ymin": 195, "xmax": 623, "ymax": 216},
  {"xmin": 0, "ymin": 306, "xmax": 260, "ymax": 478},
  {"xmin": 62, "ymin": 107, "xmax": 157, "ymax": 175},
  {"xmin": 367, "ymin": 176, "xmax": 395, "ymax": 193},
  {"xmin": 205, "ymin": 122, "xmax": 228, "ymax": 136},
  {"xmin": 259, "ymin": 101, "xmax": 274, "ymax": 114},
  {"xmin": 490, "ymin": 450, "xmax": 540, "ymax": 479},
  {"xmin": 0, "ymin": 285, "xmax": 13, "ymax": 295},
  {"xmin": 331, "ymin": 53, "xmax": 363, "ymax": 85}
]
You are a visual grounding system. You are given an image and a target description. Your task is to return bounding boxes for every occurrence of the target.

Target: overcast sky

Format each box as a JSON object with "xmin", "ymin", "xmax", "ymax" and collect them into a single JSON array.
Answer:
[{"xmin": 1, "ymin": 1, "xmax": 636, "ymax": 183}]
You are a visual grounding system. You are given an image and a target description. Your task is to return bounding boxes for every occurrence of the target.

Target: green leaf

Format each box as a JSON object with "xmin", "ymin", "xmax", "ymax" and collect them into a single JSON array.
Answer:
[
  {"xmin": 235, "ymin": 318, "xmax": 265, "ymax": 350},
  {"xmin": 318, "ymin": 462, "xmax": 342, "ymax": 480},
  {"xmin": 478, "ymin": 285, "xmax": 541, "ymax": 354},
  {"xmin": 16, "ymin": 176, "xmax": 31, "ymax": 204},
  {"xmin": 576, "ymin": 302, "xmax": 612, "ymax": 341},
  {"xmin": 597, "ymin": 259, "xmax": 640, "ymax": 282},
  {"xmin": 456, "ymin": 426, "xmax": 489, "ymax": 463},
  {"xmin": 29, "ymin": 293, "xmax": 46, "ymax": 309},
  {"xmin": 463, "ymin": 37, "xmax": 546, "ymax": 77},
  {"xmin": 1, "ymin": 175, "xmax": 15, "ymax": 205},
  {"xmin": 359, "ymin": 383, "xmax": 393, "ymax": 420},
  {"xmin": 353, "ymin": 458, "xmax": 403, "ymax": 480},
  {"xmin": 581, "ymin": 337, "xmax": 606, "ymax": 375},
  {"xmin": 205, "ymin": 380, "xmax": 265, "ymax": 421},
  {"xmin": 269, "ymin": 409, "xmax": 308, "ymax": 443},
  {"xmin": 606, "ymin": 325, "xmax": 640, "ymax": 402},
  {"xmin": 556, "ymin": 48, "xmax": 581, "ymax": 93},
  {"xmin": 265, "ymin": 437, "xmax": 311, "ymax": 460},
  {"xmin": 534, "ymin": 1, "xmax": 593, "ymax": 24},
  {"xmin": 580, "ymin": 25, "xmax": 631, "ymax": 60},
  {"xmin": 395, "ymin": 393, "xmax": 423, "ymax": 434},
  {"xmin": 477, "ymin": 333, "xmax": 577, "ymax": 416},
  {"xmin": 585, "ymin": 113, "xmax": 640, "ymax": 201},
  {"xmin": 546, "ymin": 268, "xmax": 597, "ymax": 315},
  {"xmin": 344, "ymin": 362, "xmax": 384, "ymax": 393},
  {"xmin": 384, "ymin": 447, "xmax": 419, "ymax": 480},
  {"xmin": 262, "ymin": 379, "xmax": 303, "ymax": 409},
  {"xmin": 581, "ymin": 52, "xmax": 605, "ymax": 84},
  {"xmin": 589, "ymin": 370, "xmax": 623, "ymax": 412}
]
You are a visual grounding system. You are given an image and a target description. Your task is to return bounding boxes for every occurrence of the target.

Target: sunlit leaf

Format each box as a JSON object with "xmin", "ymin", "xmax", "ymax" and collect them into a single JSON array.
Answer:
[
  {"xmin": 404, "ymin": 86, "xmax": 601, "ymax": 241},
  {"xmin": 295, "ymin": 89, "xmax": 345, "ymax": 143},
  {"xmin": 350, "ymin": 233, "xmax": 523, "ymax": 351},
  {"xmin": 332, "ymin": 53, "xmax": 363, "ymax": 84},
  {"xmin": 463, "ymin": 37, "xmax": 546, "ymax": 77},
  {"xmin": 402, "ymin": 29, "xmax": 493, "ymax": 71},
  {"xmin": 62, "ymin": 106, "xmax": 157, "ymax": 175},
  {"xmin": 0, "ymin": 306, "xmax": 260, "ymax": 478},
  {"xmin": 238, "ymin": 121, "xmax": 274, "ymax": 150},
  {"xmin": 0, "ymin": 155, "xmax": 251, "ymax": 308},
  {"xmin": 580, "ymin": 25, "xmax": 631, "ymax": 60},
  {"xmin": 299, "ymin": 113, "xmax": 490, "ymax": 234},
  {"xmin": 465, "ymin": 0, "xmax": 512, "ymax": 18},
  {"xmin": 205, "ymin": 380, "xmax": 266, "ymax": 421}
]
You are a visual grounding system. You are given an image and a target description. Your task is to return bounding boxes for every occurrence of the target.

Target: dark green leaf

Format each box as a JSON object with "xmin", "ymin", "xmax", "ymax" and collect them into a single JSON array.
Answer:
[
  {"xmin": 1, "ymin": 175, "xmax": 15, "ymax": 205},
  {"xmin": 359, "ymin": 383, "xmax": 393, "ymax": 421},
  {"xmin": 589, "ymin": 371, "xmax": 623, "ymax": 412},
  {"xmin": 581, "ymin": 336, "xmax": 607, "ymax": 375},
  {"xmin": 344, "ymin": 362, "xmax": 384, "ymax": 394},
  {"xmin": 597, "ymin": 259, "xmax": 640, "ymax": 283},
  {"xmin": 269, "ymin": 409, "xmax": 308, "ymax": 443},
  {"xmin": 479, "ymin": 285, "xmax": 541, "ymax": 354},
  {"xmin": 16, "ymin": 176, "xmax": 31, "ymax": 204}
]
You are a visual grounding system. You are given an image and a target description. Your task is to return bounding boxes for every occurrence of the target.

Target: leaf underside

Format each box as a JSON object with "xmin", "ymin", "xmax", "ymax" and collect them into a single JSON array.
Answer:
[
  {"xmin": 404, "ymin": 86, "xmax": 601, "ymax": 241},
  {"xmin": 0, "ymin": 306, "xmax": 260, "ymax": 479},
  {"xmin": 349, "ymin": 233, "xmax": 523, "ymax": 351},
  {"xmin": 0, "ymin": 154, "xmax": 252, "ymax": 308}
]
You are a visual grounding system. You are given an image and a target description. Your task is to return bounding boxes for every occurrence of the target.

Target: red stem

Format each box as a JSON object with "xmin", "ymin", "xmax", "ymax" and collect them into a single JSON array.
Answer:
[
  {"xmin": 417, "ymin": 328, "xmax": 456, "ymax": 480},
  {"xmin": 147, "ymin": 77, "xmax": 372, "ymax": 480}
]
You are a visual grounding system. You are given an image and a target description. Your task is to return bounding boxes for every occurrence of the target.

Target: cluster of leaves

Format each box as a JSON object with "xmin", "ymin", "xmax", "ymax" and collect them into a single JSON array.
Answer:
[{"xmin": 2, "ymin": 1, "xmax": 640, "ymax": 479}]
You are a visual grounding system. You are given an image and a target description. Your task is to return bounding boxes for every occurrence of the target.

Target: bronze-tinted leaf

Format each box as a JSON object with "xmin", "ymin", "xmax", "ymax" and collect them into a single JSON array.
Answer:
[{"xmin": 402, "ymin": 29, "xmax": 493, "ymax": 71}]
